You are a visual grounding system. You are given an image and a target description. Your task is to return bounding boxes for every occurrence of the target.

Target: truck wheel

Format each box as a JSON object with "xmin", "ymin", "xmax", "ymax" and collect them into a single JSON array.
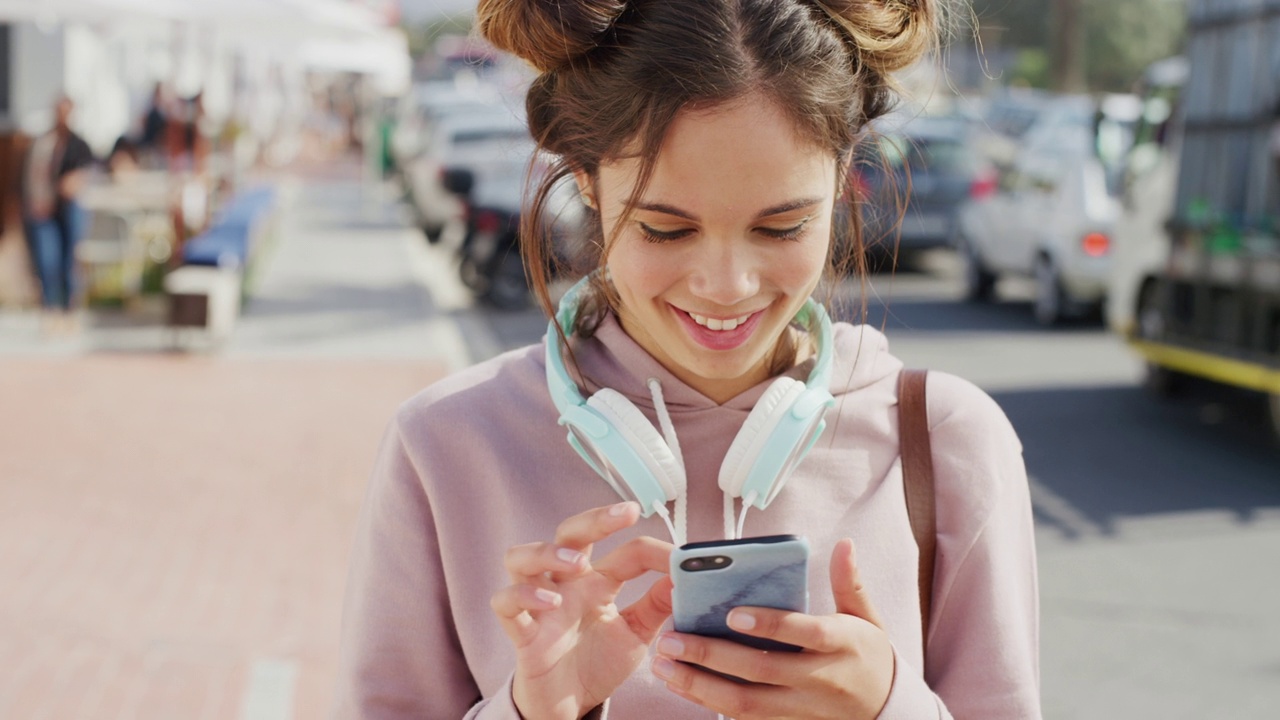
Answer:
[
  {"xmin": 1136, "ymin": 280, "xmax": 1187, "ymax": 398},
  {"xmin": 1268, "ymin": 393, "xmax": 1280, "ymax": 445},
  {"xmin": 959, "ymin": 234, "xmax": 996, "ymax": 302},
  {"xmin": 1143, "ymin": 363, "xmax": 1187, "ymax": 398},
  {"xmin": 1033, "ymin": 256, "xmax": 1067, "ymax": 326}
]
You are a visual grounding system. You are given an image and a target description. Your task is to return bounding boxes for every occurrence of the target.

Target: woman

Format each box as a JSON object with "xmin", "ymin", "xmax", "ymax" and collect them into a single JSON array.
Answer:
[{"xmin": 334, "ymin": 1, "xmax": 1040, "ymax": 718}]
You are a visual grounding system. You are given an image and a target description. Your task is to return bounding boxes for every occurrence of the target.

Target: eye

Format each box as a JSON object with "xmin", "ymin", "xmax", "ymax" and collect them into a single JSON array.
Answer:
[
  {"xmin": 756, "ymin": 220, "xmax": 810, "ymax": 242},
  {"xmin": 638, "ymin": 223, "xmax": 695, "ymax": 243}
]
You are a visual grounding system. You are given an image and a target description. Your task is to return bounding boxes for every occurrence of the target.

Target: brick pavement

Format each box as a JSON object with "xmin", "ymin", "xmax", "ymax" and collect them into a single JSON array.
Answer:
[
  {"xmin": 0, "ymin": 355, "xmax": 447, "ymax": 719},
  {"xmin": 0, "ymin": 155, "xmax": 476, "ymax": 719}
]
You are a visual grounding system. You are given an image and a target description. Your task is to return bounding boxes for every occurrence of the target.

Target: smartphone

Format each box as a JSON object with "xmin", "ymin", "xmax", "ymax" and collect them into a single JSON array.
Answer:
[{"xmin": 670, "ymin": 534, "xmax": 810, "ymax": 657}]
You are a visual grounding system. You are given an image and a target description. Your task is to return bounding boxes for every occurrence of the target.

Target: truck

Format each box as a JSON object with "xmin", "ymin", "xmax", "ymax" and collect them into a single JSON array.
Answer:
[{"xmin": 1110, "ymin": 0, "xmax": 1280, "ymax": 439}]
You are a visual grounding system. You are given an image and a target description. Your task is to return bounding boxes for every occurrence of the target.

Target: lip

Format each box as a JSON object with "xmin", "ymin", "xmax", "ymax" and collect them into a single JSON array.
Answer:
[{"xmin": 671, "ymin": 303, "xmax": 767, "ymax": 351}]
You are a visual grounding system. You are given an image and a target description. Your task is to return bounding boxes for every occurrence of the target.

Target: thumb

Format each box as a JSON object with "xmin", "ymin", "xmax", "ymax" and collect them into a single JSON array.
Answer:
[{"xmin": 830, "ymin": 538, "xmax": 884, "ymax": 629}]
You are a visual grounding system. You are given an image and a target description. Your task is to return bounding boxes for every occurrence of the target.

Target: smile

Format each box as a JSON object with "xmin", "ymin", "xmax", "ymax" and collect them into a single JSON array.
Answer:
[
  {"xmin": 671, "ymin": 304, "xmax": 767, "ymax": 351},
  {"xmin": 686, "ymin": 310, "xmax": 755, "ymax": 332}
]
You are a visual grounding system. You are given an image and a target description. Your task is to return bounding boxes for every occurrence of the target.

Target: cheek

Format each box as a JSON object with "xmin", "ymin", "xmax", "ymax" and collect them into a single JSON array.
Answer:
[
  {"xmin": 607, "ymin": 239, "xmax": 679, "ymax": 300},
  {"xmin": 772, "ymin": 224, "xmax": 832, "ymax": 289}
]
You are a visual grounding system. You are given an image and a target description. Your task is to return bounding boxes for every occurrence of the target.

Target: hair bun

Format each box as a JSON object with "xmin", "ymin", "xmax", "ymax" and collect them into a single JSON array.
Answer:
[
  {"xmin": 814, "ymin": 0, "xmax": 938, "ymax": 75},
  {"xmin": 477, "ymin": 0, "xmax": 627, "ymax": 73}
]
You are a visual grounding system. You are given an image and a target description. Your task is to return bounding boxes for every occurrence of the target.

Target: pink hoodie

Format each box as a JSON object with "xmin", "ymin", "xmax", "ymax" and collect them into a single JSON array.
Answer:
[{"xmin": 333, "ymin": 315, "xmax": 1041, "ymax": 718}]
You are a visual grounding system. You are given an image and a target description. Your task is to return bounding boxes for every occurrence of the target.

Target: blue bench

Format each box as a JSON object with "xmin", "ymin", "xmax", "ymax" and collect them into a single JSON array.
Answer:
[
  {"xmin": 181, "ymin": 186, "xmax": 278, "ymax": 268},
  {"xmin": 168, "ymin": 186, "xmax": 279, "ymax": 339}
]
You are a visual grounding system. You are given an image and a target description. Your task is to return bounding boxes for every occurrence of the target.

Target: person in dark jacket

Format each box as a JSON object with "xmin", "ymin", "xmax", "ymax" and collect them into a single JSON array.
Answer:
[{"xmin": 22, "ymin": 96, "xmax": 95, "ymax": 331}]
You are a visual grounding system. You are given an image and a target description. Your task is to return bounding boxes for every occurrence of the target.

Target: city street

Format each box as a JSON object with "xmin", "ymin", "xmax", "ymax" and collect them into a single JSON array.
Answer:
[{"xmin": 2, "ymin": 171, "xmax": 1278, "ymax": 718}]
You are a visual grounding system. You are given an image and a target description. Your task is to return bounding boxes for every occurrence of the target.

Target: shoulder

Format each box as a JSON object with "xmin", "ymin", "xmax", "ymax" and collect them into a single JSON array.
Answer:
[
  {"xmin": 391, "ymin": 341, "xmax": 552, "ymax": 445},
  {"xmin": 923, "ymin": 371, "xmax": 1026, "ymax": 526},
  {"xmin": 924, "ymin": 371, "xmax": 1021, "ymax": 453}
]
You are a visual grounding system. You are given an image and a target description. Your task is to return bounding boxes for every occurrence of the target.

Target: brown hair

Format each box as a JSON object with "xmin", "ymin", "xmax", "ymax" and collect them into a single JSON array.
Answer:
[{"xmin": 477, "ymin": 0, "xmax": 939, "ymax": 363}]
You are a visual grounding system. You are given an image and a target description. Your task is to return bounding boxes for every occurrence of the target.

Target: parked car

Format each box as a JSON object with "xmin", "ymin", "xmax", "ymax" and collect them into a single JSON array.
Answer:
[
  {"xmin": 400, "ymin": 104, "xmax": 529, "ymax": 243},
  {"xmin": 389, "ymin": 80, "xmax": 507, "ymax": 172},
  {"xmin": 956, "ymin": 94, "xmax": 1139, "ymax": 325},
  {"xmin": 843, "ymin": 113, "xmax": 996, "ymax": 267},
  {"xmin": 447, "ymin": 151, "xmax": 589, "ymax": 309}
]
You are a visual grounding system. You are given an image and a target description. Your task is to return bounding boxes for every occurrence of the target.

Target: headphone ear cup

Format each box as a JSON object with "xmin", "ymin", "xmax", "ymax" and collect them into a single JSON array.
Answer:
[
  {"xmin": 586, "ymin": 389, "xmax": 684, "ymax": 504},
  {"xmin": 719, "ymin": 377, "xmax": 805, "ymax": 498}
]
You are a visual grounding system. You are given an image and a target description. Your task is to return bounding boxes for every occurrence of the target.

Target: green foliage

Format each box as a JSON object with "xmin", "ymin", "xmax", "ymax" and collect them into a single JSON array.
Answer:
[
  {"xmin": 402, "ymin": 13, "xmax": 474, "ymax": 59},
  {"xmin": 970, "ymin": 0, "xmax": 1049, "ymax": 50},
  {"xmin": 1009, "ymin": 49, "xmax": 1051, "ymax": 88},
  {"xmin": 1082, "ymin": 0, "xmax": 1187, "ymax": 91},
  {"xmin": 969, "ymin": 0, "xmax": 1186, "ymax": 92}
]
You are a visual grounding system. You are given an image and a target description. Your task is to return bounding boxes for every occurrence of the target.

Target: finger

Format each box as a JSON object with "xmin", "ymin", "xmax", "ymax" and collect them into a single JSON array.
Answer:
[
  {"xmin": 830, "ymin": 538, "xmax": 884, "ymax": 628},
  {"xmin": 592, "ymin": 536, "xmax": 673, "ymax": 584},
  {"xmin": 651, "ymin": 651, "xmax": 793, "ymax": 718},
  {"xmin": 724, "ymin": 606, "xmax": 861, "ymax": 655},
  {"xmin": 490, "ymin": 584, "xmax": 562, "ymax": 647},
  {"xmin": 619, "ymin": 575, "xmax": 673, "ymax": 642},
  {"xmin": 553, "ymin": 501, "xmax": 641, "ymax": 551},
  {"xmin": 654, "ymin": 630, "xmax": 816, "ymax": 687},
  {"xmin": 503, "ymin": 541, "xmax": 590, "ymax": 582}
]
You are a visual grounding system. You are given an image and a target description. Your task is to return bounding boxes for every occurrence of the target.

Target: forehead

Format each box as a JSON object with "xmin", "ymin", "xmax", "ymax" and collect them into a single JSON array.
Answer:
[{"xmin": 601, "ymin": 94, "xmax": 836, "ymax": 213}]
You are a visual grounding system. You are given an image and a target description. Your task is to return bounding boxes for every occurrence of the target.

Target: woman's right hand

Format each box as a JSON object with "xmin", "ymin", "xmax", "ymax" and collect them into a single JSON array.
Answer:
[{"xmin": 490, "ymin": 501, "xmax": 674, "ymax": 720}]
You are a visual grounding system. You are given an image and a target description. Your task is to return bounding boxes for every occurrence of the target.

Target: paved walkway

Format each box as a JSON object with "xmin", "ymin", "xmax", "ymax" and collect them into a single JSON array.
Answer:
[{"xmin": 0, "ymin": 161, "xmax": 466, "ymax": 719}]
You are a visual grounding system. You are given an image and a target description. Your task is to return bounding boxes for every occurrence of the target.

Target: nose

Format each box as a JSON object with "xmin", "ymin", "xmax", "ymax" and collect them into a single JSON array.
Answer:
[{"xmin": 687, "ymin": 237, "xmax": 759, "ymax": 308}]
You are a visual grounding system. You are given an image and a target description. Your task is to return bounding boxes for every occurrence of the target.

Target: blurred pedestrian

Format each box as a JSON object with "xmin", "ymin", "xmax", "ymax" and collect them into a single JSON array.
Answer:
[
  {"xmin": 139, "ymin": 83, "xmax": 168, "ymax": 153},
  {"xmin": 335, "ymin": 1, "xmax": 1039, "ymax": 719},
  {"xmin": 21, "ymin": 96, "xmax": 94, "ymax": 333}
]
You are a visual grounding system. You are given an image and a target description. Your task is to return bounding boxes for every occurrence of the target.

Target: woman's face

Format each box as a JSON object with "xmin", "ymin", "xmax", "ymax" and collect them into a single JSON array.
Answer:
[{"xmin": 586, "ymin": 93, "xmax": 837, "ymax": 403}]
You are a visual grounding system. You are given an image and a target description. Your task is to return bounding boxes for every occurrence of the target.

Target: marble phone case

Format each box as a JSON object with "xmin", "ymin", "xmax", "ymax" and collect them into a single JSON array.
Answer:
[{"xmin": 671, "ymin": 535, "xmax": 810, "ymax": 655}]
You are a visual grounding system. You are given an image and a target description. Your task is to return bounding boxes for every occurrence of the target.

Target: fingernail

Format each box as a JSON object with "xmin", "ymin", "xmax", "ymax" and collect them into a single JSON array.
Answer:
[
  {"xmin": 556, "ymin": 548, "xmax": 584, "ymax": 565},
  {"xmin": 727, "ymin": 610, "xmax": 755, "ymax": 631},
  {"xmin": 651, "ymin": 656, "xmax": 676, "ymax": 680},
  {"xmin": 609, "ymin": 501, "xmax": 635, "ymax": 516},
  {"xmin": 534, "ymin": 588, "xmax": 561, "ymax": 607},
  {"xmin": 656, "ymin": 635, "xmax": 684, "ymax": 657}
]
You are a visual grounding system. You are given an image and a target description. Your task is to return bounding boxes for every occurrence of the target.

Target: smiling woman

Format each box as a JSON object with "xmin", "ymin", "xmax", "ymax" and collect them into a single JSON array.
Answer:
[
  {"xmin": 590, "ymin": 95, "xmax": 835, "ymax": 402},
  {"xmin": 334, "ymin": 2, "xmax": 1043, "ymax": 719}
]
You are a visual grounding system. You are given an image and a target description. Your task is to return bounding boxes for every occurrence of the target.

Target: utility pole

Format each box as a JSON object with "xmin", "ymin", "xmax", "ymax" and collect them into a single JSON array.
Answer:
[{"xmin": 1050, "ymin": 0, "xmax": 1086, "ymax": 92}]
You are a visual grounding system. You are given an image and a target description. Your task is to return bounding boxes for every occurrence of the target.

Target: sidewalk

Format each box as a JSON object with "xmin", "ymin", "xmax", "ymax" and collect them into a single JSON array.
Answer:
[{"xmin": 0, "ymin": 161, "xmax": 469, "ymax": 719}]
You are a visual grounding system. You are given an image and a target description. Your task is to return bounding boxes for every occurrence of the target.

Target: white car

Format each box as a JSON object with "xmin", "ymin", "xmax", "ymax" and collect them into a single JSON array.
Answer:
[
  {"xmin": 401, "ymin": 105, "xmax": 529, "ymax": 243},
  {"xmin": 956, "ymin": 95, "xmax": 1138, "ymax": 325}
]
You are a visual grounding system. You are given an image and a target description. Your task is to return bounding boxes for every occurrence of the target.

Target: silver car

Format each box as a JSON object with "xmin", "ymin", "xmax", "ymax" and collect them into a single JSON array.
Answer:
[{"xmin": 956, "ymin": 94, "xmax": 1139, "ymax": 325}]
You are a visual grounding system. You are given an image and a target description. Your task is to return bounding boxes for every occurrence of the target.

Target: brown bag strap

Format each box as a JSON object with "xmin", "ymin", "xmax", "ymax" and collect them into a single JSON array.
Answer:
[{"xmin": 898, "ymin": 368, "xmax": 936, "ymax": 658}]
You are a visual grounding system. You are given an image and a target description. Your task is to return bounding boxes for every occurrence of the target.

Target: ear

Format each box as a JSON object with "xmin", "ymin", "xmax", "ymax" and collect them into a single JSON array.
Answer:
[{"xmin": 571, "ymin": 167, "xmax": 597, "ymax": 210}]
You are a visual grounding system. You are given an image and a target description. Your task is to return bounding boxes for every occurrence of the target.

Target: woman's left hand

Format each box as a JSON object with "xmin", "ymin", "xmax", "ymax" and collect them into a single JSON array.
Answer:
[{"xmin": 651, "ymin": 538, "xmax": 894, "ymax": 720}]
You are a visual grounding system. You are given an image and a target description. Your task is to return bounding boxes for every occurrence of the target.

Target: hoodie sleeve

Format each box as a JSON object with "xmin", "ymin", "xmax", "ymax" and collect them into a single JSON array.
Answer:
[
  {"xmin": 876, "ymin": 373, "xmax": 1042, "ymax": 720},
  {"xmin": 332, "ymin": 412, "xmax": 526, "ymax": 720}
]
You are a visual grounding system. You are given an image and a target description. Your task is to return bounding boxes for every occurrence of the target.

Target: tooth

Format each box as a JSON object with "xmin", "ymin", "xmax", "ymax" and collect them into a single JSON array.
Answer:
[
  {"xmin": 722, "ymin": 318, "xmax": 739, "ymax": 331},
  {"xmin": 707, "ymin": 317, "xmax": 724, "ymax": 331},
  {"xmin": 690, "ymin": 312, "xmax": 707, "ymax": 327}
]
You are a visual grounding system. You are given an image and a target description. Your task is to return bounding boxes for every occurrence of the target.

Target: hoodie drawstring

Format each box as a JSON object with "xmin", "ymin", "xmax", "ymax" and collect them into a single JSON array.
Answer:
[{"xmin": 647, "ymin": 378, "xmax": 687, "ymax": 547}]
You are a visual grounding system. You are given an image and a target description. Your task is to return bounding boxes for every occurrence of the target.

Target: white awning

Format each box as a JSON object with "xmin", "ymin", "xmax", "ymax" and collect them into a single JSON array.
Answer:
[
  {"xmin": 298, "ymin": 27, "xmax": 412, "ymax": 96},
  {"xmin": 1, "ymin": 0, "xmax": 407, "ymax": 90}
]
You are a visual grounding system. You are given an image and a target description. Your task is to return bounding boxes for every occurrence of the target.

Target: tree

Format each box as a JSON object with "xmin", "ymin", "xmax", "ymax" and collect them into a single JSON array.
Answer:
[
  {"xmin": 1082, "ymin": 0, "xmax": 1187, "ymax": 91},
  {"xmin": 402, "ymin": 12, "xmax": 474, "ymax": 59},
  {"xmin": 966, "ymin": 0, "xmax": 1186, "ymax": 92}
]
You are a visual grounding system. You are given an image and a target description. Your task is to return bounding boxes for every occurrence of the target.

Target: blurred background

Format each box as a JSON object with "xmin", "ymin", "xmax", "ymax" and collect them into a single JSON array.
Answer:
[{"xmin": 0, "ymin": 0, "xmax": 1277, "ymax": 718}]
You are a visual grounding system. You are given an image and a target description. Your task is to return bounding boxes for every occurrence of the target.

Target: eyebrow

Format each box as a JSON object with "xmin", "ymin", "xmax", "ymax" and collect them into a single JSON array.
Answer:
[{"xmin": 635, "ymin": 197, "xmax": 824, "ymax": 222}]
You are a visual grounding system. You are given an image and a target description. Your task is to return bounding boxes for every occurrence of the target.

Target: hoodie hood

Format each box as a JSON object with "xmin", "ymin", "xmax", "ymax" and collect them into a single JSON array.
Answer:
[{"xmin": 566, "ymin": 311, "xmax": 903, "ymax": 413}]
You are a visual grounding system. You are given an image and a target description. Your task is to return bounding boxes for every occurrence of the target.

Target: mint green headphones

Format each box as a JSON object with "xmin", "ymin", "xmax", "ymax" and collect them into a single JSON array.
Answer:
[{"xmin": 545, "ymin": 275, "xmax": 835, "ymax": 518}]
